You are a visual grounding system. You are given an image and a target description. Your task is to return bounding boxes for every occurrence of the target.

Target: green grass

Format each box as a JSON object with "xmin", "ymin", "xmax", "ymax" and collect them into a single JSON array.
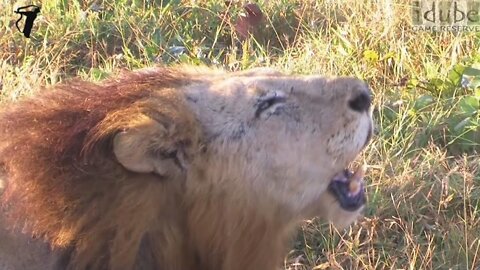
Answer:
[{"xmin": 1, "ymin": 1, "xmax": 479, "ymax": 269}]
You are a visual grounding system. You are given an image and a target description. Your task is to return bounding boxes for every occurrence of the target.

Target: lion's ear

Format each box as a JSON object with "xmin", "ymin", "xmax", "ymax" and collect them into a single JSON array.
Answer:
[{"xmin": 112, "ymin": 115, "xmax": 191, "ymax": 177}]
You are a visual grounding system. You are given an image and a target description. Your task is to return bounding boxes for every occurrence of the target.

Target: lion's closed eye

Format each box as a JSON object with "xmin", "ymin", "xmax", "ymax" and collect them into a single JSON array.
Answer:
[{"xmin": 254, "ymin": 91, "xmax": 287, "ymax": 118}]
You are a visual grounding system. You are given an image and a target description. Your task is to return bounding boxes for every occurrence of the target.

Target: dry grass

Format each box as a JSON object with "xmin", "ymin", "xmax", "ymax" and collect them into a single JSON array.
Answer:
[{"xmin": 1, "ymin": 0, "xmax": 479, "ymax": 269}]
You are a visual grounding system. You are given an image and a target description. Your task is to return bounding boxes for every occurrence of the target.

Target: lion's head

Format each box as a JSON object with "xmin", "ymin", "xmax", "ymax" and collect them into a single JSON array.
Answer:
[
  {"xmin": 0, "ymin": 66, "xmax": 372, "ymax": 269},
  {"xmin": 175, "ymin": 67, "xmax": 372, "ymax": 213}
]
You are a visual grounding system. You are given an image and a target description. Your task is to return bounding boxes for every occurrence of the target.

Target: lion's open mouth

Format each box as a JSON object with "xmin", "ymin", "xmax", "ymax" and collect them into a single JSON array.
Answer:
[{"xmin": 328, "ymin": 166, "xmax": 366, "ymax": 212}]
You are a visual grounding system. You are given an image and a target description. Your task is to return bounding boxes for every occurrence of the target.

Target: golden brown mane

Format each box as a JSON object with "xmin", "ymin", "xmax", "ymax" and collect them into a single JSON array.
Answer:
[{"xmin": 0, "ymin": 67, "xmax": 201, "ymax": 268}]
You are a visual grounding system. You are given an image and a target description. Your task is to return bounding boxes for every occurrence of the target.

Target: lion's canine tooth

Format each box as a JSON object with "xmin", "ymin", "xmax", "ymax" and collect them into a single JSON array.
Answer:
[{"xmin": 348, "ymin": 164, "xmax": 366, "ymax": 194}]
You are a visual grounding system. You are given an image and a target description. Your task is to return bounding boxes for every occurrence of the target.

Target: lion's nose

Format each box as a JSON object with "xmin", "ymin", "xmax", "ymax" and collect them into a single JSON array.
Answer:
[{"xmin": 349, "ymin": 91, "xmax": 371, "ymax": 113}]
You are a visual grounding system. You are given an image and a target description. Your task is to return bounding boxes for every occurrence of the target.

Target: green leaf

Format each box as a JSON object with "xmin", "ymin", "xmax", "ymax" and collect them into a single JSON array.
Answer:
[
  {"xmin": 406, "ymin": 78, "xmax": 419, "ymax": 89},
  {"xmin": 178, "ymin": 54, "xmax": 190, "ymax": 63},
  {"xmin": 463, "ymin": 67, "xmax": 480, "ymax": 77},
  {"xmin": 430, "ymin": 78, "xmax": 445, "ymax": 87},
  {"xmin": 90, "ymin": 68, "xmax": 109, "ymax": 81},
  {"xmin": 453, "ymin": 116, "xmax": 471, "ymax": 132},
  {"xmin": 425, "ymin": 78, "xmax": 451, "ymax": 95},
  {"xmin": 145, "ymin": 45, "xmax": 157, "ymax": 59},
  {"xmin": 414, "ymin": 94, "xmax": 434, "ymax": 111},
  {"xmin": 458, "ymin": 96, "xmax": 480, "ymax": 115},
  {"xmin": 448, "ymin": 64, "xmax": 465, "ymax": 86},
  {"xmin": 382, "ymin": 106, "xmax": 398, "ymax": 122},
  {"xmin": 469, "ymin": 78, "xmax": 480, "ymax": 89}
]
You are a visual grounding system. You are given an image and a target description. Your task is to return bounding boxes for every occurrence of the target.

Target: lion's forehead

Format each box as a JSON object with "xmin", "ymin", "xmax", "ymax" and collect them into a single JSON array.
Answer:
[
  {"xmin": 181, "ymin": 72, "xmax": 370, "ymax": 131},
  {"xmin": 182, "ymin": 76, "xmax": 368, "ymax": 138},
  {"xmin": 195, "ymin": 73, "xmax": 368, "ymax": 103}
]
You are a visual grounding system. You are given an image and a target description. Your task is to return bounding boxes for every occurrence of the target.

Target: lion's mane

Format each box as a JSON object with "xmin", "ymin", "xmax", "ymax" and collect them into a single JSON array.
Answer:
[{"xmin": 0, "ymin": 68, "xmax": 202, "ymax": 269}]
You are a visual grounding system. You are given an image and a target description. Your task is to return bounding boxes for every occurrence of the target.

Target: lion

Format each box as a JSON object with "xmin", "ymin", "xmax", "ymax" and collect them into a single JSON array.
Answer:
[{"xmin": 0, "ymin": 66, "xmax": 373, "ymax": 270}]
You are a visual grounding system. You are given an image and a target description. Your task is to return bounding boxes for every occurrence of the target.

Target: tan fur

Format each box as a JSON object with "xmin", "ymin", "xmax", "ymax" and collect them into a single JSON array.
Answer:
[{"xmin": 0, "ymin": 66, "xmax": 373, "ymax": 270}]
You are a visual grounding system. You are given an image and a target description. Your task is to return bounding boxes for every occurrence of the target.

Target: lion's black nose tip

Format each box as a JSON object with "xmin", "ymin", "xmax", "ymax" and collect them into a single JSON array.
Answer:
[{"xmin": 349, "ymin": 91, "xmax": 371, "ymax": 113}]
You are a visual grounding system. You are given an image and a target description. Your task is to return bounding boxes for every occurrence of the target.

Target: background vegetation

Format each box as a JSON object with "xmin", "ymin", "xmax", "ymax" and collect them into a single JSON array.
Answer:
[{"xmin": 1, "ymin": 0, "xmax": 479, "ymax": 269}]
